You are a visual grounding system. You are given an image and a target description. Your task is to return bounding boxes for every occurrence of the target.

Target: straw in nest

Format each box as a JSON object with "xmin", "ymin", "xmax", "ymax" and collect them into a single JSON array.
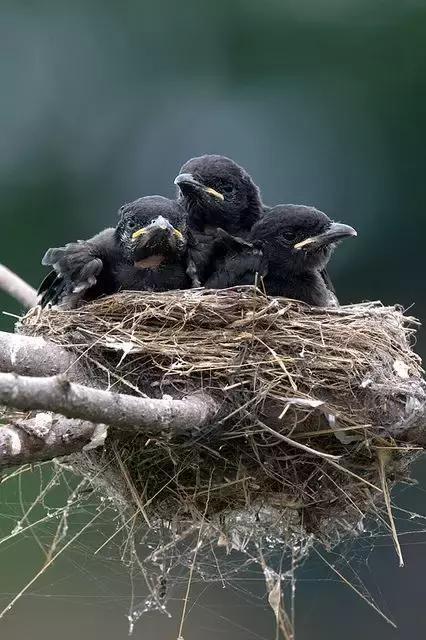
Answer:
[{"xmin": 17, "ymin": 287, "xmax": 425, "ymax": 623}]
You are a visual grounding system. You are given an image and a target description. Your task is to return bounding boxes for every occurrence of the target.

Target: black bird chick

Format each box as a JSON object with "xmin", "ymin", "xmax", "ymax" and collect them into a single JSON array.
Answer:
[
  {"xmin": 114, "ymin": 196, "xmax": 188, "ymax": 292},
  {"xmin": 38, "ymin": 196, "xmax": 188, "ymax": 308},
  {"xmin": 174, "ymin": 154, "xmax": 263, "ymax": 286},
  {"xmin": 206, "ymin": 204, "xmax": 357, "ymax": 307}
]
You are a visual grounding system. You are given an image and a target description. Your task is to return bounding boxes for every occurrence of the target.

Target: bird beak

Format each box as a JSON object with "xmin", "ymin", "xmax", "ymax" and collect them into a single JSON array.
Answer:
[
  {"xmin": 132, "ymin": 228, "xmax": 147, "ymax": 239},
  {"xmin": 174, "ymin": 173, "xmax": 225, "ymax": 202},
  {"xmin": 294, "ymin": 222, "xmax": 357, "ymax": 250},
  {"xmin": 132, "ymin": 215, "xmax": 183, "ymax": 241}
]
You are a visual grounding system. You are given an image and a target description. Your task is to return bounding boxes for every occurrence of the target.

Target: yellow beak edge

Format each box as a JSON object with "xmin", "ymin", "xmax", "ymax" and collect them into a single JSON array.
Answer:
[
  {"xmin": 132, "ymin": 228, "xmax": 147, "ymax": 240},
  {"xmin": 204, "ymin": 187, "xmax": 224, "ymax": 202},
  {"xmin": 132, "ymin": 227, "xmax": 184, "ymax": 241}
]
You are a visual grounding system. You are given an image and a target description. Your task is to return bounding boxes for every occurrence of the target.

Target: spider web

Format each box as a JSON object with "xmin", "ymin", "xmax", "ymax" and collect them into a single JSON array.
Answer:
[{"xmin": 0, "ymin": 460, "xmax": 425, "ymax": 639}]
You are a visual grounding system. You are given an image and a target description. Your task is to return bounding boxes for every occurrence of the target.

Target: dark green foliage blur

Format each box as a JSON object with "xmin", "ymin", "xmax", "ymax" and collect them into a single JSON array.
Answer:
[{"xmin": 0, "ymin": 2, "xmax": 425, "ymax": 639}]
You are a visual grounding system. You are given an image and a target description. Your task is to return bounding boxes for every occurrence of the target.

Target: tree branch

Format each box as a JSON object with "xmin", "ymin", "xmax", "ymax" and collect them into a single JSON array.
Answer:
[
  {"xmin": 0, "ymin": 372, "xmax": 219, "ymax": 433},
  {"xmin": 0, "ymin": 414, "xmax": 106, "ymax": 466},
  {"xmin": 0, "ymin": 331, "xmax": 82, "ymax": 378},
  {"xmin": 0, "ymin": 264, "xmax": 38, "ymax": 308},
  {"xmin": 0, "ymin": 331, "xmax": 219, "ymax": 468}
]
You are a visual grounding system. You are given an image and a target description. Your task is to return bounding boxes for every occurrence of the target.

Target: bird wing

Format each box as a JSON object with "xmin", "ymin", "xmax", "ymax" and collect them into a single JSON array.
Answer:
[
  {"xmin": 38, "ymin": 245, "xmax": 104, "ymax": 308},
  {"xmin": 38, "ymin": 229, "xmax": 117, "ymax": 307},
  {"xmin": 37, "ymin": 270, "xmax": 66, "ymax": 307},
  {"xmin": 205, "ymin": 245, "xmax": 266, "ymax": 289},
  {"xmin": 186, "ymin": 228, "xmax": 218, "ymax": 286},
  {"xmin": 187, "ymin": 227, "xmax": 255, "ymax": 287}
]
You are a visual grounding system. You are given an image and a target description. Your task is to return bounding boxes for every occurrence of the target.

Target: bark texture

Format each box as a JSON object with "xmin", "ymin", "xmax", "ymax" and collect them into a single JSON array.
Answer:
[
  {"xmin": 0, "ymin": 372, "xmax": 219, "ymax": 433},
  {"xmin": 0, "ymin": 331, "xmax": 81, "ymax": 378},
  {"xmin": 0, "ymin": 414, "xmax": 106, "ymax": 466}
]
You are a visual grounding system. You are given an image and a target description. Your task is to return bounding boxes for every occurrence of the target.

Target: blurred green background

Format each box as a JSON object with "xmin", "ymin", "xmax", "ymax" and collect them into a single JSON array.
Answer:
[{"xmin": 1, "ymin": 1, "xmax": 426, "ymax": 638}]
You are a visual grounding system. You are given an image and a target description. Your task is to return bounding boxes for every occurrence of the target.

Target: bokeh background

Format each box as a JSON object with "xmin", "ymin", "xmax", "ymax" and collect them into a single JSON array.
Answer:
[{"xmin": 1, "ymin": 1, "xmax": 426, "ymax": 638}]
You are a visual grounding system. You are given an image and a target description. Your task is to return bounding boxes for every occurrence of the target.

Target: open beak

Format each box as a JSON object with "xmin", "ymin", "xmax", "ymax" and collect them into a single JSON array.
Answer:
[
  {"xmin": 294, "ymin": 222, "xmax": 357, "ymax": 250},
  {"xmin": 132, "ymin": 215, "xmax": 183, "ymax": 241},
  {"xmin": 174, "ymin": 173, "xmax": 224, "ymax": 202}
]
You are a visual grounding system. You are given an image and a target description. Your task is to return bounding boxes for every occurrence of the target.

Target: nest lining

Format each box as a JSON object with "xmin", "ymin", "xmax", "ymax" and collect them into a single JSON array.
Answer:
[{"xmin": 18, "ymin": 287, "xmax": 424, "ymax": 547}]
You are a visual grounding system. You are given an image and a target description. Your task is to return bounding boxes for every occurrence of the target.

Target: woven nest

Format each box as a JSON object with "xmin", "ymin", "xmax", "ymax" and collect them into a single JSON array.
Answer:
[{"xmin": 19, "ymin": 287, "xmax": 424, "ymax": 550}]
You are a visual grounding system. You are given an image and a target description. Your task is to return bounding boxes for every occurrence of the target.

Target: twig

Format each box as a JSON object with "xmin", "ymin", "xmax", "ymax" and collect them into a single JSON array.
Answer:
[
  {"xmin": 0, "ymin": 413, "xmax": 106, "ymax": 467},
  {"xmin": 0, "ymin": 331, "xmax": 82, "ymax": 378},
  {"xmin": 0, "ymin": 264, "xmax": 37, "ymax": 308},
  {"xmin": 0, "ymin": 371, "xmax": 219, "ymax": 434},
  {"xmin": 378, "ymin": 449, "xmax": 405, "ymax": 567}
]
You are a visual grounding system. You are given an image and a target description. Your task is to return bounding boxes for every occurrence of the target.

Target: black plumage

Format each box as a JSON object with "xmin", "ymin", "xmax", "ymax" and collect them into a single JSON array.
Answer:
[
  {"xmin": 261, "ymin": 203, "xmax": 336, "ymax": 296},
  {"xmin": 38, "ymin": 227, "xmax": 117, "ymax": 307},
  {"xmin": 206, "ymin": 204, "xmax": 357, "ymax": 307},
  {"xmin": 174, "ymin": 154, "xmax": 263, "ymax": 286},
  {"xmin": 38, "ymin": 196, "xmax": 189, "ymax": 308}
]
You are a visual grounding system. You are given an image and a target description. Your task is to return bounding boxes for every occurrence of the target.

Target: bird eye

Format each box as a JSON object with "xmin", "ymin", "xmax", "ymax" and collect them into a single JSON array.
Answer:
[
  {"xmin": 221, "ymin": 183, "xmax": 234, "ymax": 194},
  {"xmin": 127, "ymin": 221, "xmax": 136, "ymax": 229}
]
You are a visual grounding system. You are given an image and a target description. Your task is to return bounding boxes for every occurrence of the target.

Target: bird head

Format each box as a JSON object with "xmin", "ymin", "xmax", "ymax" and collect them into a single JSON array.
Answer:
[
  {"xmin": 252, "ymin": 205, "xmax": 357, "ymax": 273},
  {"xmin": 116, "ymin": 196, "xmax": 187, "ymax": 268},
  {"xmin": 174, "ymin": 154, "xmax": 262, "ymax": 233}
]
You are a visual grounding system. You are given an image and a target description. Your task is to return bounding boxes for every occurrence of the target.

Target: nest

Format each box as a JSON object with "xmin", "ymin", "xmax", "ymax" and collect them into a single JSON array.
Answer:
[{"xmin": 18, "ymin": 287, "xmax": 425, "ymax": 626}]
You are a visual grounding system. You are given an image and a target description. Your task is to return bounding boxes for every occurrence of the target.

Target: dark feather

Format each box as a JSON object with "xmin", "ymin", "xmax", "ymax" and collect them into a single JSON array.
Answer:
[
  {"xmin": 38, "ymin": 197, "xmax": 189, "ymax": 307},
  {"xmin": 207, "ymin": 204, "xmax": 356, "ymax": 307},
  {"xmin": 175, "ymin": 155, "xmax": 263, "ymax": 285}
]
